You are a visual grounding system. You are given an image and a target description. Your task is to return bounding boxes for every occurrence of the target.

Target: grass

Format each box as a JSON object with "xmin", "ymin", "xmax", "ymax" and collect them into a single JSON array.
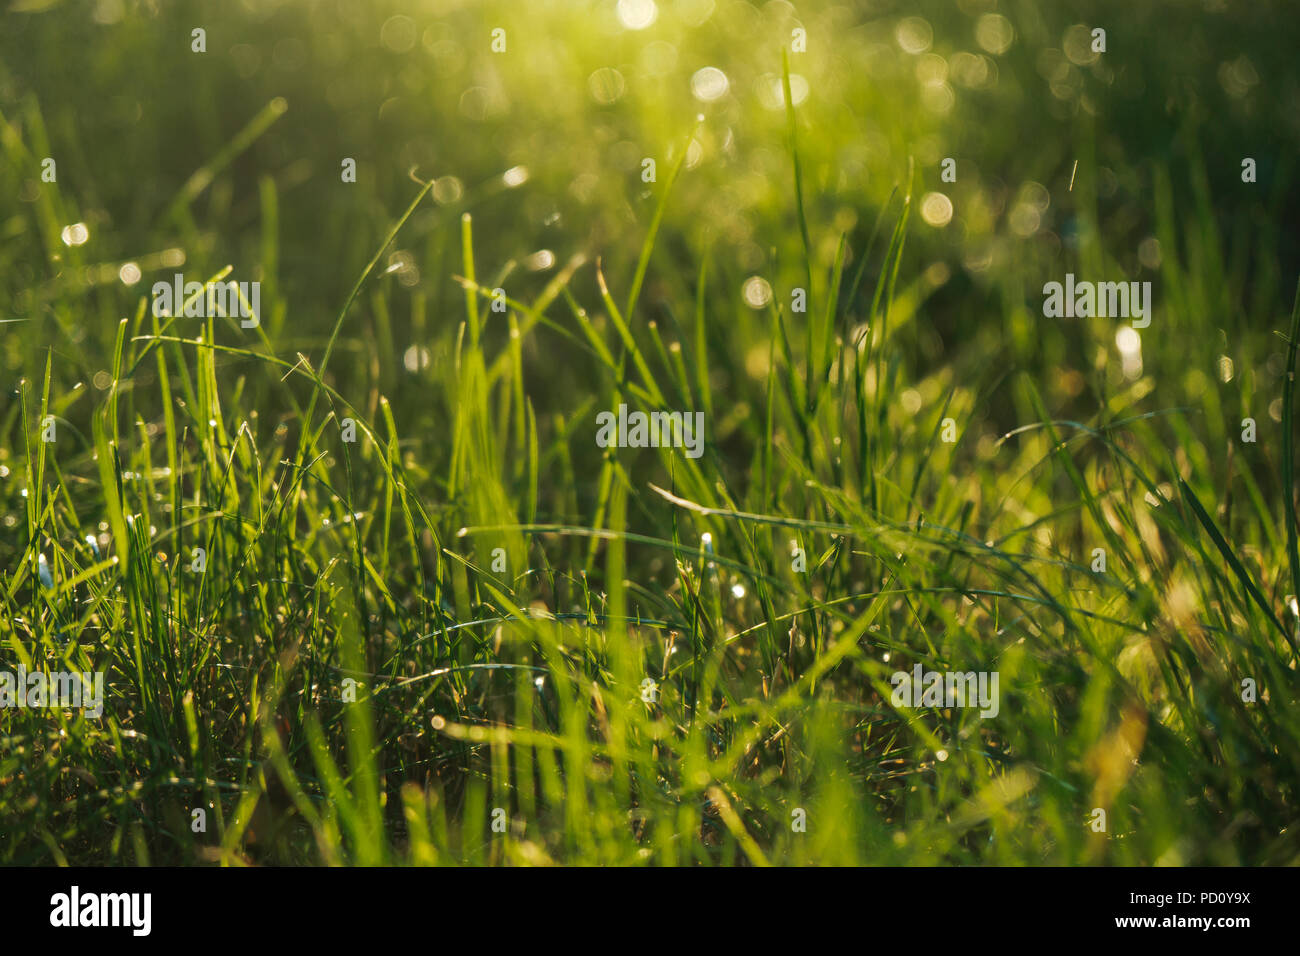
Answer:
[{"xmin": 1, "ymin": 0, "xmax": 1299, "ymax": 866}]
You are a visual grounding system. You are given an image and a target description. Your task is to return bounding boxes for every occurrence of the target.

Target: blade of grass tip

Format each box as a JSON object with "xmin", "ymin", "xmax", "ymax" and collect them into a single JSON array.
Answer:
[
  {"xmin": 297, "ymin": 178, "xmax": 434, "ymax": 475},
  {"xmin": 837, "ymin": 187, "xmax": 897, "ymax": 477},
  {"xmin": 648, "ymin": 483, "xmax": 853, "ymax": 533},
  {"xmin": 874, "ymin": 160, "xmax": 913, "ymax": 388},
  {"xmin": 1178, "ymin": 476, "xmax": 1293, "ymax": 649},
  {"xmin": 258, "ymin": 174, "xmax": 280, "ymax": 330},
  {"xmin": 163, "ymin": 97, "xmax": 288, "ymax": 225},
  {"xmin": 18, "ymin": 376, "xmax": 34, "ymax": 632},
  {"xmin": 812, "ymin": 232, "xmax": 847, "ymax": 414},
  {"xmin": 526, "ymin": 398, "xmax": 540, "ymax": 525},
  {"xmin": 763, "ymin": 322, "xmax": 777, "ymax": 512},
  {"xmin": 35, "ymin": 350, "xmax": 53, "ymax": 534},
  {"xmin": 509, "ymin": 310, "xmax": 526, "ymax": 481},
  {"xmin": 478, "ymin": 253, "xmax": 587, "ymax": 383},
  {"xmin": 843, "ymin": 186, "xmax": 899, "ymax": 317},
  {"xmin": 1282, "ymin": 276, "xmax": 1300, "ymax": 624},
  {"xmin": 907, "ymin": 386, "xmax": 957, "ymax": 517},
  {"xmin": 768, "ymin": 300, "xmax": 806, "ymax": 421},
  {"xmin": 783, "ymin": 49, "xmax": 814, "ymax": 309},
  {"xmin": 665, "ymin": 323, "xmax": 695, "ymax": 412},
  {"xmin": 462, "ymin": 212, "xmax": 481, "ymax": 347},
  {"xmin": 597, "ymin": 259, "xmax": 666, "ymax": 408},
  {"xmin": 693, "ymin": 255, "xmax": 713, "ymax": 423},
  {"xmin": 624, "ymin": 116, "xmax": 702, "ymax": 323},
  {"xmin": 864, "ymin": 169, "xmax": 913, "ymax": 511}
]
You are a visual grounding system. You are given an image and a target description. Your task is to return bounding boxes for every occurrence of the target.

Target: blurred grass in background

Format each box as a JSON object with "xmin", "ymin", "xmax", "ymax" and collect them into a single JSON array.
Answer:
[{"xmin": 1, "ymin": 0, "xmax": 1298, "ymax": 865}]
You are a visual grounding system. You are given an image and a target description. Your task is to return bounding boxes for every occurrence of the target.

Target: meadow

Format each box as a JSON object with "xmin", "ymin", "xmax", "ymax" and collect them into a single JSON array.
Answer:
[{"xmin": 1, "ymin": 0, "xmax": 1298, "ymax": 865}]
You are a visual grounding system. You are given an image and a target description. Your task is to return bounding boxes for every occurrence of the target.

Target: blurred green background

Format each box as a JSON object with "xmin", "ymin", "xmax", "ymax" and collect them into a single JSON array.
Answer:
[{"xmin": 5, "ymin": 0, "xmax": 1298, "ymax": 457}]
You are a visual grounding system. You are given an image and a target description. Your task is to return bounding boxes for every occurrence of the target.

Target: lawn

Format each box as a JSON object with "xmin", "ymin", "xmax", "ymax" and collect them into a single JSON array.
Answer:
[{"xmin": 1, "ymin": 0, "xmax": 1298, "ymax": 865}]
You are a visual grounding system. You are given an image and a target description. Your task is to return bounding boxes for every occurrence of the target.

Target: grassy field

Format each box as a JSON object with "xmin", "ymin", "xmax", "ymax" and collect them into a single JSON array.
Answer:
[{"xmin": 2, "ymin": 0, "xmax": 1299, "ymax": 865}]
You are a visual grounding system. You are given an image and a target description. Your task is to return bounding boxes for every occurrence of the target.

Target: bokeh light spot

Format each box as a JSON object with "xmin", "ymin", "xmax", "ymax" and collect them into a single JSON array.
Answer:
[
  {"xmin": 691, "ymin": 66, "xmax": 729, "ymax": 102},
  {"xmin": 380, "ymin": 15, "xmax": 417, "ymax": 53},
  {"xmin": 617, "ymin": 0, "xmax": 657, "ymax": 31},
  {"xmin": 60, "ymin": 223, "xmax": 89, "ymax": 247},
  {"xmin": 742, "ymin": 276, "xmax": 772, "ymax": 309},
  {"xmin": 976, "ymin": 14, "xmax": 1015, "ymax": 55},
  {"xmin": 896, "ymin": 17, "xmax": 933, "ymax": 55},
  {"xmin": 920, "ymin": 192, "xmax": 954, "ymax": 227}
]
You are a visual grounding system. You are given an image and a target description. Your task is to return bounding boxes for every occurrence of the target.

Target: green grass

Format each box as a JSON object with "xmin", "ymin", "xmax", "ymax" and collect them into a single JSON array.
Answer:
[{"xmin": 2, "ymin": 0, "xmax": 1299, "ymax": 866}]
